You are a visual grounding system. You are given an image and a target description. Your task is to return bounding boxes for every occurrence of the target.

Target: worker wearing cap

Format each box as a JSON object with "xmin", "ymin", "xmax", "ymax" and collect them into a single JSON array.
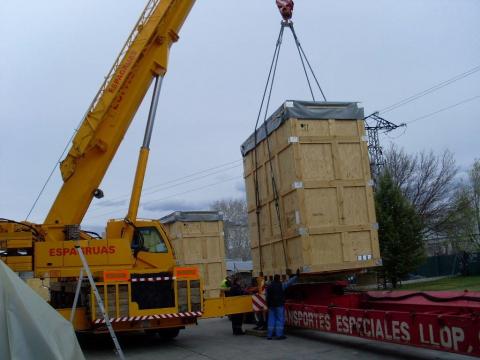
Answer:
[{"xmin": 266, "ymin": 269, "xmax": 298, "ymax": 340}]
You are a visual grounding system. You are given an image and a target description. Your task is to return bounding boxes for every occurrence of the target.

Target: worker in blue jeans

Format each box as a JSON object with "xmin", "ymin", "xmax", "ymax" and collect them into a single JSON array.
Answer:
[{"xmin": 266, "ymin": 270, "xmax": 298, "ymax": 340}]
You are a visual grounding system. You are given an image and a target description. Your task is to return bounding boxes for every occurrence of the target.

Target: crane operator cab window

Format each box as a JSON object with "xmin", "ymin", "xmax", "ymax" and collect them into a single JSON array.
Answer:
[{"xmin": 132, "ymin": 227, "xmax": 168, "ymax": 253}]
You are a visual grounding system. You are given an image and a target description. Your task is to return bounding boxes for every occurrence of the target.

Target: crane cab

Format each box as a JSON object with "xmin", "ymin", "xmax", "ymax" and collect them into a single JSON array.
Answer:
[{"xmin": 106, "ymin": 218, "xmax": 176, "ymax": 272}]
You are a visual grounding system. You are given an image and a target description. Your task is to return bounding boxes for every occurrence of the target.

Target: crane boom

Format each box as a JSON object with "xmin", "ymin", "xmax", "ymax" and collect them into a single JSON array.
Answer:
[{"xmin": 45, "ymin": 0, "xmax": 195, "ymax": 227}]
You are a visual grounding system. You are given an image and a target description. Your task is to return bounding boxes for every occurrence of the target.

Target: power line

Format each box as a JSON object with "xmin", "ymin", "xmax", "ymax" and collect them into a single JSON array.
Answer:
[
  {"xmin": 378, "ymin": 64, "xmax": 480, "ymax": 115},
  {"xmin": 142, "ymin": 164, "xmax": 242, "ymax": 197},
  {"xmin": 88, "ymin": 175, "xmax": 241, "ymax": 220},
  {"xmin": 406, "ymin": 95, "xmax": 480, "ymax": 125},
  {"xmin": 141, "ymin": 159, "xmax": 241, "ymax": 192},
  {"xmin": 90, "ymin": 159, "xmax": 242, "ymax": 209},
  {"xmin": 142, "ymin": 176, "xmax": 241, "ymax": 208}
]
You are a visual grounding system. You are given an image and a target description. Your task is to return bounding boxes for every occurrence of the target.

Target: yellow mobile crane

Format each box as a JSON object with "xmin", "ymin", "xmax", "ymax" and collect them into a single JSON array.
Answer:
[{"xmin": 0, "ymin": 0, "xmax": 251, "ymax": 336}]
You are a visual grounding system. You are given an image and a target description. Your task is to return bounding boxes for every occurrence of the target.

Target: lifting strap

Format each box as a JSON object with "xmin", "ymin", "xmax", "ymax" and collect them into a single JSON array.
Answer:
[{"xmin": 252, "ymin": 16, "xmax": 327, "ymax": 273}]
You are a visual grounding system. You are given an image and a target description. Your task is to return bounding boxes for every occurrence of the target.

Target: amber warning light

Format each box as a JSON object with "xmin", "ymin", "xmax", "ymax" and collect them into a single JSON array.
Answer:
[
  {"xmin": 103, "ymin": 270, "xmax": 130, "ymax": 282},
  {"xmin": 174, "ymin": 267, "xmax": 199, "ymax": 279}
]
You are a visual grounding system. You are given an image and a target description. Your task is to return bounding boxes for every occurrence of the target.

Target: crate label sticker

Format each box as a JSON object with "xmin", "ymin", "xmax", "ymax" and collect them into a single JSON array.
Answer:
[
  {"xmin": 298, "ymin": 227, "xmax": 308, "ymax": 236},
  {"xmin": 302, "ymin": 265, "xmax": 311, "ymax": 273},
  {"xmin": 285, "ymin": 101, "xmax": 294, "ymax": 108},
  {"xmin": 288, "ymin": 136, "xmax": 299, "ymax": 144},
  {"xmin": 292, "ymin": 181, "xmax": 304, "ymax": 189}
]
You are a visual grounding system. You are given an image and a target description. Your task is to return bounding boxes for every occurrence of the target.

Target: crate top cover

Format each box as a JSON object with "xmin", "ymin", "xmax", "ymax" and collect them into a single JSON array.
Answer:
[
  {"xmin": 160, "ymin": 211, "xmax": 224, "ymax": 224},
  {"xmin": 241, "ymin": 100, "xmax": 363, "ymax": 157}
]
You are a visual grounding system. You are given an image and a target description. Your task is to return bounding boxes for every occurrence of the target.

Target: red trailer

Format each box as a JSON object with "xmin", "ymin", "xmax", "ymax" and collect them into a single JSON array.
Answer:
[{"xmin": 284, "ymin": 282, "xmax": 480, "ymax": 357}]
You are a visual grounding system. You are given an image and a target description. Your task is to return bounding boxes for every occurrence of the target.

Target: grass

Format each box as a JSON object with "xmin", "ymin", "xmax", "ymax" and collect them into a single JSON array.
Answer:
[{"xmin": 399, "ymin": 275, "xmax": 480, "ymax": 291}]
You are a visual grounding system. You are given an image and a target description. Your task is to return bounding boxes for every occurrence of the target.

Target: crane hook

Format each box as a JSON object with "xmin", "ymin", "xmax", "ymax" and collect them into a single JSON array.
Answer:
[{"xmin": 276, "ymin": 0, "xmax": 294, "ymax": 21}]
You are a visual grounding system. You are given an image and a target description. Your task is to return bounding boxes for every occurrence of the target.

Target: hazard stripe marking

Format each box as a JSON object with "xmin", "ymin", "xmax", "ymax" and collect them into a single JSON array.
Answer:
[
  {"xmin": 252, "ymin": 294, "xmax": 268, "ymax": 311},
  {"xmin": 93, "ymin": 311, "xmax": 203, "ymax": 324},
  {"xmin": 130, "ymin": 276, "xmax": 176, "ymax": 283}
]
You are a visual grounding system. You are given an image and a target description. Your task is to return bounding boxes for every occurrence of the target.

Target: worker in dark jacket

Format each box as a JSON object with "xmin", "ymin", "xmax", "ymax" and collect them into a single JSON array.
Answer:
[
  {"xmin": 228, "ymin": 277, "xmax": 246, "ymax": 335},
  {"xmin": 266, "ymin": 270, "xmax": 298, "ymax": 340}
]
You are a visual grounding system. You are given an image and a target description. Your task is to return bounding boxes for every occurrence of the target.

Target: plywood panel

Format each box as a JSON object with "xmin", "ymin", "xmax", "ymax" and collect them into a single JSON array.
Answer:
[
  {"xmin": 310, "ymin": 233, "xmax": 343, "ymax": 265},
  {"xmin": 266, "ymin": 201, "xmax": 280, "ymax": 240},
  {"xmin": 257, "ymin": 165, "xmax": 268, "ymax": 204},
  {"xmin": 304, "ymin": 188, "xmax": 339, "ymax": 228},
  {"xmin": 343, "ymin": 231, "xmax": 373, "ymax": 262},
  {"xmin": 295, "ymin": 120, "xmax": 330, "ymax": 136},
  {"xmin": 301, "ymin": 143, "xmax": 335, "ymax": 181},
  {"xmin": 181, "ymin": 222, "xmax": 202, "ymax": 235},
  {"xmin": 262, "ymin": 244, "xmax": 273, "ymax": 272},
  {"xmin": 286, "ymin": 237, "xmax": 304, "ymax": 272},
  {"xmin": 265, "ymin": 159, "xmax": 280, "ymax": 199},
  {"xmin": 245, "ymin": 174, "xmax": 255, "ymax": 210},
  {"xmin": 182, "ymin": 235, "xmax": 203, "ymax": 263},
  {"xmin": 259, "ymin": 204, "xmax": 271, "ymax": 245},
  {"xmin": 334, "ymin": 121, "xmax": 360, "ymax": 137},
  {"xmin": 278, "ymin": 146, "xmax": 296, "ymax": 193},
  {"xmin": 343, "ymin": 187, "xmax": 369, "ymax": 225},
  {"xmin": 273, "ymin": 241, "xmax": 287, "ymax": 274},
  {"xmin": 283, "ymin": 191, "xmax": 300, "ymax": 232},
  {"xmin": 338, "ymin": 143, "xmax": 364, "ymax": 180}
]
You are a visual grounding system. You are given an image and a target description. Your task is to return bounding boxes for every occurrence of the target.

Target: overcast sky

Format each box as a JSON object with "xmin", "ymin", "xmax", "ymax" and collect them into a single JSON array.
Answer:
[{"xmin": 1, "ymin": 0, "xmax": 479, "ymax": 231}]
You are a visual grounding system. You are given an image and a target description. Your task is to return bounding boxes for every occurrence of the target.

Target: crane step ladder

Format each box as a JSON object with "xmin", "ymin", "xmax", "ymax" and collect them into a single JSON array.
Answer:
[{"xmin": 71, "ymin": 243, "xmax": 126, "ymax": 360}]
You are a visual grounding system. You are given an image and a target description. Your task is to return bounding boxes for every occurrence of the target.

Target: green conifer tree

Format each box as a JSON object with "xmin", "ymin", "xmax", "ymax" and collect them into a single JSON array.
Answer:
[{"xmin": 375, "ymin": 172, "xmax": 425, "ymax": 287}]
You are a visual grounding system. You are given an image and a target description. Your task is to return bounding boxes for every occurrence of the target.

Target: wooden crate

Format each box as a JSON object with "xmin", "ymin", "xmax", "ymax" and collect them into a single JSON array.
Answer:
[
  {"xmin": 161, "ymin": 212, "xmax": 226, "ymax": 299},
  {"xmin": 241, "ymin": 101, "xmax": 381, "ymax": 276}
]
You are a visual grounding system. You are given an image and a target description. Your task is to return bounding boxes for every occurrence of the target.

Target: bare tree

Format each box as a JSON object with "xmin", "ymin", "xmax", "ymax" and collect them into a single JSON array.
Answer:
[
  {"xmin": 211, "ymin": 198, "xmax": 251, "ymax": 260},
  {"xmin": 384, "ymin": 145, "xmax": 459, "ymax": 236},
  {"xmin": 441, "ymin": 184, "xmax": 478, "ymax": 252}
]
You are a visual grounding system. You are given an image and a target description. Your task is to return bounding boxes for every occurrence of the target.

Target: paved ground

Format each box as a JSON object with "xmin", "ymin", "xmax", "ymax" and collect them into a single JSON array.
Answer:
[{"xmin": 81, "ymin": 318, "xmax": 476, "ymax": 360}]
